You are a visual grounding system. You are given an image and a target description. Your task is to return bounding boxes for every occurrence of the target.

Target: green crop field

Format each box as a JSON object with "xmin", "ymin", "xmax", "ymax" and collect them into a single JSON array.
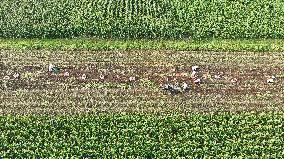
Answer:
[
  {"xmin": 1, "ymin": 0, "xmax": 284, "ymax": 158},
  {"xmin": 1, "ymin": 45, "xmax": 284, "ymax": 157},
  {"xmin": 1, "ymin": 0, "xmax": 284, "ymax": 39},
  {"xmin": 1, "ymin": 114, "xmax": 284, "ymax": 158}
]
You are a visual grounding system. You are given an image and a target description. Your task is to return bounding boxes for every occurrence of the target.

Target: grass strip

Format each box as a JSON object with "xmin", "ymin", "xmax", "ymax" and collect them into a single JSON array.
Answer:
[{"xmin": 1, "ymin": 38, "xmax": 284, "ymax": 52}]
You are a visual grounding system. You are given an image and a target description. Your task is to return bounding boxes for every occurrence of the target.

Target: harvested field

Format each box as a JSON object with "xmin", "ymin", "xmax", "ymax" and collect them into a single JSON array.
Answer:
[{"xmin": 1, "ymin": 50, "xmax": 284, "ymax": 115}]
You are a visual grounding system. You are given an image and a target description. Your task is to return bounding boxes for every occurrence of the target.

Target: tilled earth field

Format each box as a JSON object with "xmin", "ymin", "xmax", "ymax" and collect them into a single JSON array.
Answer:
[{"xmin": 1, "ymin": 50, "xmax": 284, "ymax": 115}]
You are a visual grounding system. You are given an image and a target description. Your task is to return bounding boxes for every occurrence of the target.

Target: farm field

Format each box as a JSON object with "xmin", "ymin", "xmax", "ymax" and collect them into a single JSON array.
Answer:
[
  {"xmin": 1, "ymin": 0, "xmax": 284, "ymax": 39},
  {"xmin": 1, "ymin": 114, "xmax": 284, "ymax": 158},
  {"xmin": 1, "ymin": 49, "xmax": 284, "ymax": 115},
  {"xmin": 2, "ymin": 0, "xmax": 284, "ymax": 157},
  {"xmin": 1, "ymin": 44, "xmax": 284, "ymax": 157}
]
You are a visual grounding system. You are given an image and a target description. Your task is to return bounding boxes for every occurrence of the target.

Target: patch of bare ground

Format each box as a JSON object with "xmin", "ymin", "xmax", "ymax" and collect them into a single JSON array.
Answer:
[{"xmin": 1, "ymin": 50, "xmax": 284, "ymax": 114}]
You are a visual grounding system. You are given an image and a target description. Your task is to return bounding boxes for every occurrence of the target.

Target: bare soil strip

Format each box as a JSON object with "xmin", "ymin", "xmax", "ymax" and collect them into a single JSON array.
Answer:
[{"xmin": 1, "ymin": 50, "xmax": 284, "ymax": 114}]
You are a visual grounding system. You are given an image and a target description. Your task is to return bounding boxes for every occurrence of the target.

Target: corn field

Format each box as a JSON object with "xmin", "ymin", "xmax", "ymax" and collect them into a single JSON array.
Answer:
[
  {"xmin": 1, "ymin": 114, "xmax": 284, "ymax": 158},
  {"xmin": 0, "ymin": 0, "xmax": 284, "ymax": 38},
  {"xmin": 1, "ymin": 0, "xmax": 284, "ymax": 157}
]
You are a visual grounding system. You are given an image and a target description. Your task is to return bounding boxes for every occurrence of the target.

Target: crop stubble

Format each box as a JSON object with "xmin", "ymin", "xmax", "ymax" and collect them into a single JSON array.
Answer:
[{"xmin": 1, "ymin": 50, "xmax": 284, "ymax": 115}]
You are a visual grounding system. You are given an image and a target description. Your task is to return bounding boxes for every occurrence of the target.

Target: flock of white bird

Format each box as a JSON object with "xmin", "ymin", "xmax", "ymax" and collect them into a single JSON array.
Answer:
[
  {"xmin": 162, "ymin": 65, "xmax": 202, "ymax": 95},
  {"xmin": 161, "ymin": 65, "xmax": 277, "ymax": 95},
  {"xmin": 2, "ymin": 64, "xmax": 277, "ymax": 94}
]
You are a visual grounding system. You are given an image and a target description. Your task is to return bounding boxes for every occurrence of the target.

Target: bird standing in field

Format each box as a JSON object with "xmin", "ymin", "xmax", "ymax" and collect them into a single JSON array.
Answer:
[
  {"xmin": 13, "ymin": 73, "xmax": 20, "ymax": 79},
  {"xmin": 161, "ymin": 65, "xmax": 203, "ymax": 95},
  {"xmin": 230, "ymin": 78, "xmax": 238, "ymax": 84},
  {"xmin": 129, "ymin": 76, "xmax": 136, "ymax": 82},
  {"xmin": 64, "ymin": 72, "xmax": 70, "ymax": 77},
  {"xmin": 100, "ymin": 74, "xmax": 105, "ymax": 80},
  {"xmin": 192, "ymin": 65, "xmax": 200, "ymax": 72},
  {"xmin": 128, "ymin": 76, "xmax": 137, "ymax": 87},
  {"xmin": 80, "ymin": 74, "xmax": 87, "ymax": 80},
  {"xmin": 162, "ymin": 77, "xmax": 181, "ymax": 95},
  {"xmin": 190, "ymin": 65, "xmax": 202, "ymax": 88},
  {"xmin": 182, "ymin": 82, "xmax": 189, "ymax": 92},
  {"xmin": 190, "ymin": 70, "xmax": 197, "ymax": 79},
  {"xmin": 266, "ymin": 75, "xmax": 276, "ymax": 84},
  {"xmin": 193, "ymin": 78, "xmax": 201, "ymax": 85},
  {"xmin": 162, "ymin": 83, "xmax": 182, "ymax": 95},
  {"xmin": 3, "ymin": 75, "xmax": 10, "ymax": 80},
  {"xmin": 48, "ymin": 64, "xmax": 60, "ymax": 74}
]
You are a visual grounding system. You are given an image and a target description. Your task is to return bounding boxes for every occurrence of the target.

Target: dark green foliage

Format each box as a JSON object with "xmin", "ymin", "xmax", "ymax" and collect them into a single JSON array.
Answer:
[
  {"xmin": 0, "ymin": 113, "xmax": 284, "ymax": 158},
  {"xmin": 1, "ymin": 0, "xmax": 284, "ymax": 39}
]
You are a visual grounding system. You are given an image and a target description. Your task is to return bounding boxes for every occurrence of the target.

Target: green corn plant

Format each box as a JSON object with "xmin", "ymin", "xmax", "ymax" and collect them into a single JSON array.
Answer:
[{"xmin": 1, "ymin": 0, "xmax": 284, "ymax": 39}]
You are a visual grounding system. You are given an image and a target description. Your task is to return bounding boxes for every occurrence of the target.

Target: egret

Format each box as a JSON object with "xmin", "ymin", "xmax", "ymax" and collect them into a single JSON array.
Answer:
[
  {"xmin": 191, "ymin": 71, "xmax": 197, "ymax": 79},
  {"xmin": 129, "ymin": 76, "xmax": 136, "ymax": 82},
  {"xmin": 3, "ymin": 76, "xmax": 10, "ymax": 80},
  {"xmin": 13, "ymin": 73, "xmax": 20, "ymax": 79},
  {"xmin": 182, "ymin": 82, "xmax": 189, "ymax": 91},
  {"xmin": 81, "ymin": 74, "xmax": 87, "ymax": 80},
  {"xmin": 162, "ymin": 83, "xmax": 181, "ymax": 95},
  {"xmin": 267, "ymin": 76, "xmax": 276, "ymax": 84},
  {"xmin": 194, "ymin": 78, "xmax": 201, "ymax": 85},
  {"xmin": 48, "ymin": 64, "xmax": 54, "ymax": 72},
  {"xmin": 48, "ymin": 64, "xmax": 60, "ymax": 74},
  {"xmin": 64, "ymin": 72, "xmax": 70, "ymax": 77},
  {"xmin": 192, "ymin": 66, "xmax": 200, "ymax": 72},
  {"xmin": 100, "ymin": 74, "xmax": 105, "ymax": 80},
  {"xmin": 170, "ymin": 85, "xmax": 182, "ymax": 95},
  {"xmin": 214, "ymin": 72, "xmax": 224, "ymax": 79},
  {"xmin": 231, "ymin": 78, "xmax": 238, "ymax": 83},
  {"xmin": 214, "ymin": 75, "xmax": 221, "ymax": 79}
]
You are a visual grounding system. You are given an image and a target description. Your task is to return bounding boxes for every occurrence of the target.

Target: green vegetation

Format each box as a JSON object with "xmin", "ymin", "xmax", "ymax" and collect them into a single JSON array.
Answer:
[
  {"xmin": 1, "ymin": 113, "xmax": 283, "ymax": 158},
  {"xmin": 1, "ymin": 1, "xmax": 284, "ymax": 157},
  {"xmin": 0, "ymin": 0, "xmax": 284, "ymax": 39},
  {"xmin": 1, "ymin": 38, "xmax": 284, "ymax": 52}
]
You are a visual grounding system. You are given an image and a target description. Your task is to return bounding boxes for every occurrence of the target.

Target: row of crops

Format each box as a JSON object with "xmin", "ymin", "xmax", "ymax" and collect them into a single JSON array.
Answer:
[
  {"xmin": 1, "ymin": 0, "xmax": 284, "ymax": 39},
  {"xmin": 1, "ymin": 113, "xmax": 283, "ymax": 158}
]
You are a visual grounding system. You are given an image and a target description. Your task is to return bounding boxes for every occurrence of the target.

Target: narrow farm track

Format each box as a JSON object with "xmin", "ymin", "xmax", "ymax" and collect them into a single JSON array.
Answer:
[{"xmin": 1, "ymin": 50, "xmax": 284, "ymax": 115}]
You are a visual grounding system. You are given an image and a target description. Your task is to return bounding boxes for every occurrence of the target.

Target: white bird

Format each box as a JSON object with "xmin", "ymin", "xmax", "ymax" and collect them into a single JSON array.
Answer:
[
  {"xmin": 162, "ymin": 83, "xmax": 181, "ymax": 95},
  {"xmin": 182, "ymin": 82, "xmax": 189, "ymax": 91},
  {"xmin": 192, "ymin": 66, "xmax": 200, "ymax": 72},
  {"xmin": 214, "ymin": 74, "xmax": 221, "ymax": 79},
  {"xmin": 3, "ymin": 75, "xmax": 10, "ymax": 80},
  {"xmin": 64, "ymin": 72, "xmax": 70, "ymax": 77},
  {"xmin": 214, "ymin": 72, "xmax": 224, "ymax": 79},
  {"xmin": 81, "ymin": 74, "xmax": 87, "ymax": 80},
  {"xmin": 267, "ymin": 76, "xmax": 276, "ymax": 84},
  {"xmin": 194, "ymin": 78, "xmax": 201, "ymax": 84},
  {"xmin": 13, "ymin": 73, "xmax": 20, "ymax": 79},
  {"xmin": 99, "ymin": 74, "xmax": 105, "ymax": 80},
  {"xmin": 272, "ymin": 75, "xmax": 276, "ymax": 79},
  {"xmin": 191, "ymin": 71, "xmax": 197, "ymax": 79},
  {"xmin": 48, "ymin": 63, "xmax": 60, "ymax": 73},
  {"xmin": 129, "ymin": 76, "xmax": 136, "ymax": 82},
  {"xmin": 118, "ymin": 52, "xmax": 123, "ymax": 57},
  {"xmin": 231, "ymin": 78, "xmax": 238, "ymax": 83},
  {"xmin": 48, "ymin": 64, "xmax": 55, "ymax": 72}
]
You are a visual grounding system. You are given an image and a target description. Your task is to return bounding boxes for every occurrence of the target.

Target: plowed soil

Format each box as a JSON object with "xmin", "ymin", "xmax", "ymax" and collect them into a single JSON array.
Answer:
[{"xmin": 1, "ymin": 50, "xmax": 284, "ymax": 115}]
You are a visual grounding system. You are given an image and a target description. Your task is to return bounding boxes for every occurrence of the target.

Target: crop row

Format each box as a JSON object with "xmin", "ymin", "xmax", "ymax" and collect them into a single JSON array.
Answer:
[
  {"xmin": 0, "ymin": 0, "xmax": 284, "ymax": 38},
  {"xmin": 1, "ymin": 113, "xmax": 284, "ymax": 158}
]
